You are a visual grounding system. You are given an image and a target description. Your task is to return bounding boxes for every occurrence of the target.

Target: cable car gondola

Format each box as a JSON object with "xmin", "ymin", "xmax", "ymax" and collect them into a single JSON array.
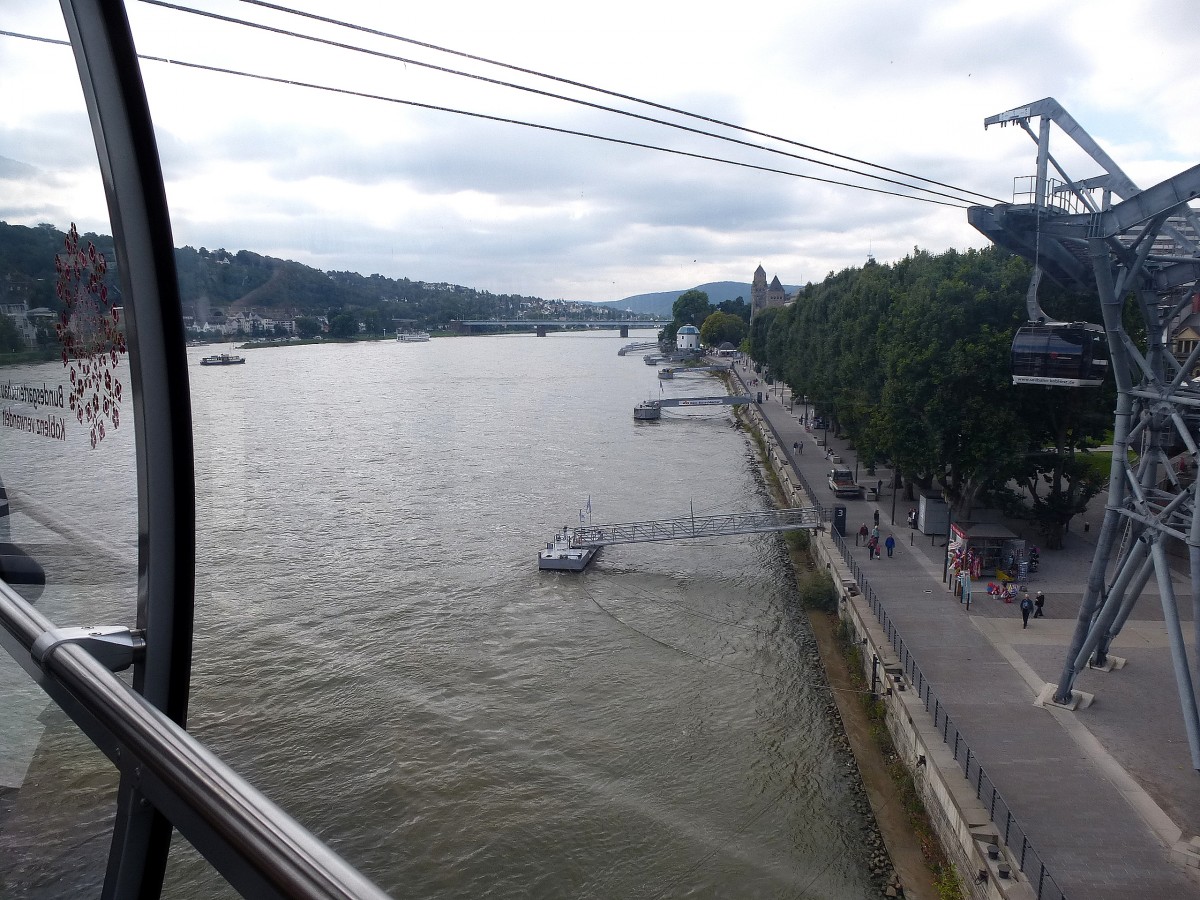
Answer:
[{"xmin": 1011, "ymin": 322, "xmax": 1108, "ymax": 387}]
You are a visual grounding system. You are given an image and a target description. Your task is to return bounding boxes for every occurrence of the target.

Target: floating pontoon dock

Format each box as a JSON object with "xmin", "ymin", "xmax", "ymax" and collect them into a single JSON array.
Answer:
[{"xmin": 538, "ymin": 507, "xmax": 821, "ymax": 571}]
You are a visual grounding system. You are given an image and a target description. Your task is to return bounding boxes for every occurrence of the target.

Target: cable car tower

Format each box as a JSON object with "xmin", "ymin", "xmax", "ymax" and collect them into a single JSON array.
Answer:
[{"xmin": 969, "ymin": 98, "xmax": 1200, "ymax": 771}]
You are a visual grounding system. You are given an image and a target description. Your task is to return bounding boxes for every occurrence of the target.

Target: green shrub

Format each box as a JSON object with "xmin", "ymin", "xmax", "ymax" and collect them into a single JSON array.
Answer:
[
  {"xmin": 796, "ymin": 570, "xmax": 837, "ymax": 612},
  {"xmin": 785, "ymin": 529, "xmax": 811, "ymax": 552}
]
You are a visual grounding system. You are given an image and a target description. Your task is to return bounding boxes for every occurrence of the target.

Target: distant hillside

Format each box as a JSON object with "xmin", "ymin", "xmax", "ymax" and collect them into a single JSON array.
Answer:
[
  {"xmin": 0, "ymin": 222, "xmax": 640, "ymax": 330},
  {"xmin": 1, "ymin": 222, "xmax": 795, "ymax": 328},
  {"xmin": 599, "ymin": 281, "xmax": 800, "ymax": 317}
]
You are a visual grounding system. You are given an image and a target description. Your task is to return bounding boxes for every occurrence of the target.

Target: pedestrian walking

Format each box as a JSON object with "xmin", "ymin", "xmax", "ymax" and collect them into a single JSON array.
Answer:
[
  {"xmin": 871, "ymin": 524, "xmax": 879, "ymax": 542},
  {"xmin": 867, "ymin": 536, "xmax": 878, "ymax": 559},
  {"xmin": 885, "ymin": 534, "xmax": 895, "ymax": 557},
  {"xmin": 877, "ymin": 479, "xmax": 883, "ymax": 496},
  {"xmin": 857, "ymin": 523, "xmax": 868, "ymax": 546},
  {"xmin": 792, "ymin": 441, "xmax": 798, "ymax": 454},
  {"xmin": 873, "ymin": 509, "xmax": 880, "ymax": 527},
  {"xmin": 799, "ymin": 441, "xmax": 804, "ymax": 455},
  {"xmin": 1020, "ymin": 594, "xmax": 1033, "ymax": 628},
  {"xmin": 1034, "ymin": 590, "xmax": 1045, "ymax": 618}
]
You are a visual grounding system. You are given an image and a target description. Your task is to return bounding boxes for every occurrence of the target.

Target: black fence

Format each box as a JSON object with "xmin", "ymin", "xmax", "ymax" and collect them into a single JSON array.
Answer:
[
  {"xmin": 737, "ymin": 369, "xmax": 1065, "ymax": 900},
  {"xmin": 829, "ymin": 527, "xmax": 1066, "ymax": 900}
]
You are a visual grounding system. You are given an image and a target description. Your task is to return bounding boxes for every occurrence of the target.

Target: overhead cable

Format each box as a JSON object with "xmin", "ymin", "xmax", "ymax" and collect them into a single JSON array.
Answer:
[
  {"xmin": 0, "ymin": 30, "xmax": 968, "ymax": 208},
  {"xmin": 219, "ymin": 0, "xmax": 1005, "ymax": 205},
  {"xmin": 138, "ymin": 0, "xmax": 987, "ymax": 207}
]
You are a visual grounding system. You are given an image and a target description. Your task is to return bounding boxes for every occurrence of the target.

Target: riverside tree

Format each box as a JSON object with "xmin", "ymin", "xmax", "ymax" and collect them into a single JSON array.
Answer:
[
  {"xmin": 752, "ymin": 245, "xmax": 1110, "ymax": 544},
  {"xmin": 661, "ymin": 289, "xmax": 714, "ymax": 346},
  {"xmin": 700, "ymin": 310, "xmax": 747, "ymax": 348}
]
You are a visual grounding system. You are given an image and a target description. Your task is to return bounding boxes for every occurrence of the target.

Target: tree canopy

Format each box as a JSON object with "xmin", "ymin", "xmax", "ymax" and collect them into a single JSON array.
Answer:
[
  {"xmin": 700, "ymin": 310, "xmax": 747, "ymax": 347},
  {"xmin": 752, "ymin": 245, "xmax": 1112, "ymax": 546},
  {"xmin": 659, "ymin": 289, "xmax": 714, "ymax": 346}
]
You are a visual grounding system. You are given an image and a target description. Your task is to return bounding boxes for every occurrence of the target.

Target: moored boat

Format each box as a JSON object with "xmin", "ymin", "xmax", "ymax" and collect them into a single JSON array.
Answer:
[
  {"xmin": 633, "ymin": 400, "xmax": 661, "ymax": 420},
  {"xmin": 538, "ymin": 527, "xmax": 599, "ymax": 571},
  {"xmin": 397, "ymin": 330, "xmax": 431, "ymax": 342}
]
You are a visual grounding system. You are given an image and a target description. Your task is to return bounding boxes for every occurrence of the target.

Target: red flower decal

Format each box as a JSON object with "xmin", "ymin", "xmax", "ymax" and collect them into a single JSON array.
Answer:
[{"xmin": 55, "ymin": 223, "xmax": 125, "ymax": 449}]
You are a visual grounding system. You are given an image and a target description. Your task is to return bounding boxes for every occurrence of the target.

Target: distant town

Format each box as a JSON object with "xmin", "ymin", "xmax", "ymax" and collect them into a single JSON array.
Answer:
[{"xmin": 0, "ymin": 221, "xmax": 667, "ymax": 351}]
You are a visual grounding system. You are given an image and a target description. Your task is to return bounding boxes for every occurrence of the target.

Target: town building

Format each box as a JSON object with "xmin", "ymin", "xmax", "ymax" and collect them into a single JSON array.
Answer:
[{"xmin": 676, "ymin": 324, "xmax": 700, "ymax": 351}]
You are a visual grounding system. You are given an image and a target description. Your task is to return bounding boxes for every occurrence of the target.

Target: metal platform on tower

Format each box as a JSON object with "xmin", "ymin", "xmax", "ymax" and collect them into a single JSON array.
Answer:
[{"xmin": 971, "ymin": 96, "xmax": 1200, "ymax": 771}]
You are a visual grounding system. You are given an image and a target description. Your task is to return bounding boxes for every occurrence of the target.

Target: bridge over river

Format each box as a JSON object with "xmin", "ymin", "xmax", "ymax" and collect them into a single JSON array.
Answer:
[{"xmin": 453, "ymin": 319, "xmax": 666, "ymax": 337}]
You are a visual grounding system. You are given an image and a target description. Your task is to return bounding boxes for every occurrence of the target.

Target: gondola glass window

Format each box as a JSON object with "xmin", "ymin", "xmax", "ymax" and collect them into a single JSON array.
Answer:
[
  {"xmin": 0, "ymin": 1, "xmax": 138, "ymax": 891},
  {"xmin": 1011, "ymin": 322, "xmax": 1109, "ymax": 387}
]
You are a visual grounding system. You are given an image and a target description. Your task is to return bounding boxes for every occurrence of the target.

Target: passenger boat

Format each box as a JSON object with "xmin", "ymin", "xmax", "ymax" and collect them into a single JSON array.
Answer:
[
  {"xmin": 199, "ymin": 353, "xmax": 246, "ymax": 366},
  {"xmin": 396, "ymin": 330, "xmax": 431, "ymax": 342},
  {"xmin": 538, "ymin": 527, "xmax": 599, "ymax": 571}
]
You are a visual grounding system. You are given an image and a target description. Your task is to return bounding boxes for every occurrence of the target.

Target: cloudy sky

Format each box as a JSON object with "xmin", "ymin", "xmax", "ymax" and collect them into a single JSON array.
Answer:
[{"xmin": 3, "ymin": 0, "xmax": 1199, "ymax": 303}]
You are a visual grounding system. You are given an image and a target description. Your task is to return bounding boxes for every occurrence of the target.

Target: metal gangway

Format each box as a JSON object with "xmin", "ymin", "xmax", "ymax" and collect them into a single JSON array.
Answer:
[
  {"xmin": 573, "ymin": 507, "xmax": 821, "ymax": 547},
  {"xmin": 618, "ymin": 341, "xmax": 659, "ymax": 355},
  {"xmin": 634, "ymin": 394, "xmax": 751, "ymax": 419},
  {"xmin": 658, "ymin": 364, "xmax": 732, "ymax": 379}
]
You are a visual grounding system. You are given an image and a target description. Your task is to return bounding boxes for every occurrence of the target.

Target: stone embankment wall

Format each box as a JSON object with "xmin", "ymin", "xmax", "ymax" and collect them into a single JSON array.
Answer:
[{"xmin": 742, "ymin": 402, "xmax": 1035, "ymax": 900}]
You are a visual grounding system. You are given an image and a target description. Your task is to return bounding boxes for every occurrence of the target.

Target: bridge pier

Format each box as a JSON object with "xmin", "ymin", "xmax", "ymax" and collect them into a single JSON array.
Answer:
[
  {"xmin": 536, "ymin": 325, "xmax": 548, "ymax": 337},
  {"xmin": 619, "ymin": 325, "xmax": 629, "ymax": 338}
]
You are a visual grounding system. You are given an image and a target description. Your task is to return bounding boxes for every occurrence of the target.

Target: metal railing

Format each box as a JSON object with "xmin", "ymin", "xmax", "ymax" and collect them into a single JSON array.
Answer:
[
  {"xmin": 0, "ymin": 578, "xmax": 391, "ymax": 900},
  {"xmin": 731, "ymin": 362, "xmax": 1064, "ymax": 898},
  {"xmin": 575, "ymin": 507, "xmax": 821, "ymax": 546},
  {"xmin": 828, "ymin": 529, "xmax": 1066, "ymax": 900},
  {"xmin": 1012, "ymin": 175, "xmax": 1090, "ymax": 216}
]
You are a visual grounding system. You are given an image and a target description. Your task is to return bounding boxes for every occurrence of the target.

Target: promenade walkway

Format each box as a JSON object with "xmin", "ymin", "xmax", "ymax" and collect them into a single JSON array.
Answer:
[{"xmin": 733, "ymin": 365, "xmax": 1200, "ymax": 900}]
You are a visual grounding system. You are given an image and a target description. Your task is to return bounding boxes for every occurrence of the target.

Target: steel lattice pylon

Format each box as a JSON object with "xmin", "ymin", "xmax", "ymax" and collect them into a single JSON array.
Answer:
[{"xmin": 970, "ymin": 98, "xmax": 1200, "ymax": 771}]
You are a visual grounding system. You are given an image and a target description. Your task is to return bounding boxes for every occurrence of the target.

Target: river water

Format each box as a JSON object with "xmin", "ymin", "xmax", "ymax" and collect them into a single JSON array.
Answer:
[{"xmin": 2, "ymin": 331, "xmax": 878, "ymax": 898}]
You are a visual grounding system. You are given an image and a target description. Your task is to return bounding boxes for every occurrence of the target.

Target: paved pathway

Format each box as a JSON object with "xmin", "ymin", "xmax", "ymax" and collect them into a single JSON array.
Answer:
[{"xmin": 733, "ymin": 366, "xmax": 1200, "ymax": 900}]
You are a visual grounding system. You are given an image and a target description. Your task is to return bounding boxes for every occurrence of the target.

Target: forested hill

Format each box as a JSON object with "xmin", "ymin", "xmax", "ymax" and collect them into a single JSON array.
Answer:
[{"xmin": 0, "ymin": 221, "xmax": 626, "ymax": 327}]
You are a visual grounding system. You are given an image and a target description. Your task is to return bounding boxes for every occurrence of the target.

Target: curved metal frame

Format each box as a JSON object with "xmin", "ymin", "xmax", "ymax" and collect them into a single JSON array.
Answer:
[
  {"xmin": 58, "ymin": 0, "xmax": 197, "ymax": 892},
  {"xmin": 0, "ymin": 3, "xmax": 392, "ymax": 895}
]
